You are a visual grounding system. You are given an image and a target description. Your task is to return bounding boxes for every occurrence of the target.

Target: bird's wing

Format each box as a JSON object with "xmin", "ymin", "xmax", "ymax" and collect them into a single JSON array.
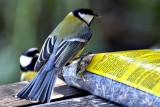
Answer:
[
  {"xmin": 34, "ymin": 35, "xmax": 57, "ymax": 71},
  {"xmin": 54, "ymin": 29, "xmax": 92, "ymax": 67}
]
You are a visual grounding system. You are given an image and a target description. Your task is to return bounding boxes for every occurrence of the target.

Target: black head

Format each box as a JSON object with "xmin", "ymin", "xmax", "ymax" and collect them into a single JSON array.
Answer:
[
  {"xmin": 20, "ymin": 48, "xmax": 39, "ymax": 72},
  {"xmin": 72, "ymin": 8, "xmax": 100, "ymax": 25},
  {"xmin": 22, "ymin": 48, "xmax": 39, "ymax": 57}
]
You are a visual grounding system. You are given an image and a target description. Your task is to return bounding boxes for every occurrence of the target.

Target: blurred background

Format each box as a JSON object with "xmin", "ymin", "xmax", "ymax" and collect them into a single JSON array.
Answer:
[{"xmin": 0, "ymin": 0, "xmax": 160, "ymax": 85}]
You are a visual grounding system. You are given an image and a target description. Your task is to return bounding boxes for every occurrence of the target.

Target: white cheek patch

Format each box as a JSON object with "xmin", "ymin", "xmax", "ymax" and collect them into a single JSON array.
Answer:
[
  {"xmin": 78, "ymin": 12, "xmax": 94, "ymax": 24},
  {"xmin": 20, "ymin": 56, "xmax": 33, "ymax": 67}
]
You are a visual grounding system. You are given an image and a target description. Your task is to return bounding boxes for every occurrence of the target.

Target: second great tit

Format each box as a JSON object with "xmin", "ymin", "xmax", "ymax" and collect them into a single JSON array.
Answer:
[
  {"xmin": 17, "ymin": 8, "xmax": 100, "ymax": 103},
  {"xmin": 20, "ymin": 48, "xmax": 39, "ymax": 81}
]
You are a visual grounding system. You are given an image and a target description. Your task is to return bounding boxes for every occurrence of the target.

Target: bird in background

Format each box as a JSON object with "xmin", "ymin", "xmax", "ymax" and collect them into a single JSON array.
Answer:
[
  {"xmin": 16, "ymin": 8, "xmax": 100, "ymax": 103},
  {"xmin": 20, "ymin": 48, "xmax": 39, "ymax": 81}
]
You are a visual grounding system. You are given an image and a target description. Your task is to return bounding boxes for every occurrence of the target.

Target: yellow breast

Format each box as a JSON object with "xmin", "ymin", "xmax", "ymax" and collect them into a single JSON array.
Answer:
[{"xmin": 21, "ymin": 71, "xmax": 37, "ymax": 81}]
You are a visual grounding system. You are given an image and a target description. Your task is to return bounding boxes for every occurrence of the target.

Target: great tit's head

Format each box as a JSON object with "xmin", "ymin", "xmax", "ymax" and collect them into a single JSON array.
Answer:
[
  {"xmin": 21, "ymin": 48, "xmax": 39, "ymax": 57},
  {"xmin": 72, "ymin": 8, "xmax": 101, "ymax": 25},
  {"xmin": 20, "ymin": 48, "xmax": 39, "ymax": 71}
]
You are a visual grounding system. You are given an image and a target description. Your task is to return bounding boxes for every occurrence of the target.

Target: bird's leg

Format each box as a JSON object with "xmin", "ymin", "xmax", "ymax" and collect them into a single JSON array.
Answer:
[{"xmin": 76, "ymin": 52, "xmax": 93, "ymax": 80}]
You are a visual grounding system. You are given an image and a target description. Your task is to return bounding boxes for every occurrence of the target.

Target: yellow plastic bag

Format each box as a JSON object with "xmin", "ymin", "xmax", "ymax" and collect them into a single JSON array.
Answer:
[
  {"xmin": 63, "ymin": 50, "xmax": 160, "ymax": 107},
  {"xmin": 86, "ymin": 49, "xmax": 160, "ymax": 97}
]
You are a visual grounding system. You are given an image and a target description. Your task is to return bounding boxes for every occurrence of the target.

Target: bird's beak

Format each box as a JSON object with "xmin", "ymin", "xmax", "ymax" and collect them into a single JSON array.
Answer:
[{"xmin": 94, "ymin": 13, "xmax": 101, "ymax": 18}]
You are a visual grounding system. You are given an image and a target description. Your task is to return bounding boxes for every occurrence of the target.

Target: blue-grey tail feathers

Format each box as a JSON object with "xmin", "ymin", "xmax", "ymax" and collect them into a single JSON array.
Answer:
[{"xmin": 16, "ymin": 68, "xmax": 58, "ymax": 103}]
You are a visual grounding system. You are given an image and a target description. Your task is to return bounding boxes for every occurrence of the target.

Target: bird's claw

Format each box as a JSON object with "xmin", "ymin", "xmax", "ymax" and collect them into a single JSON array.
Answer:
[{"xmin": 76, "ymin": 52, "xmax": 93, "ymax": 79}]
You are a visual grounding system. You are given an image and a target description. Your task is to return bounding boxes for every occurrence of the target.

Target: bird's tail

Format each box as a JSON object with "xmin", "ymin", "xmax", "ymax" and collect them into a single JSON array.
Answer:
[{"xmin": 16, "ymin": 68, "xmax": 58, "ymax": 103}]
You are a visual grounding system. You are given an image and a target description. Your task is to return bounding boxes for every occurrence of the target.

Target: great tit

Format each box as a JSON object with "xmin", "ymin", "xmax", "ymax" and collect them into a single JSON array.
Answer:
[
  {"xmin": 16, "ymin": 8, "xmax": 100, "ymax": 103},
  {"xmin": 20, "ymin": 48, "xmax": 39, "ymax": 81}
]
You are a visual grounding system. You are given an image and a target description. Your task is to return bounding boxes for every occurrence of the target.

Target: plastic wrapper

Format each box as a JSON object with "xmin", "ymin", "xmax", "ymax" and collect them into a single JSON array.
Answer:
[{"xmin": 63, "ymin": 50, "xmax": 160, "ymax": 107}]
